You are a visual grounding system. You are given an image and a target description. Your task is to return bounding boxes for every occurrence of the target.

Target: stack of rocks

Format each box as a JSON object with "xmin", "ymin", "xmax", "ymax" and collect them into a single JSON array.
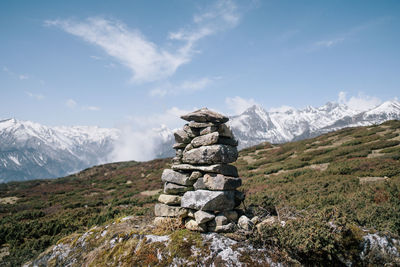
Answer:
[{"xmin": 154, "ymin": 108, "xmax": 244, "ymax": 232}]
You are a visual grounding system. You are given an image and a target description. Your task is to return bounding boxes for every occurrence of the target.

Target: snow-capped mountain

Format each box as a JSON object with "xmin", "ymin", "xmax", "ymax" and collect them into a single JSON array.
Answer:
[
  {"xmin": 1, "ymin": 99, "xmax": 399, "ymax": 183},
  {"xmin": 229, "ymin": 100, "xmax": 400, "ymax": 149},
  {"xmin": 0, "ymin": 118, "xmax": 119, "ymax": 183}
]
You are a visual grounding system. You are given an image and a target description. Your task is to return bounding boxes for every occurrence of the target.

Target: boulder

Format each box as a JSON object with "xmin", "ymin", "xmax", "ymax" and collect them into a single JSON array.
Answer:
[
  {"xmin": 199, "ymin": 126, "xmax": 218, "ymax": 136},
  {"xmin": 182, "ymin": 144, "xmax": 238, "ymax": 165},
  {"xmin": 215, "ymin": 215, "xmax": 228, "ymax": 226},
  {"xmin": 191, "ymin": 132, "xmax": 219, "ymax": 148},
  {"xmin": 194, "ymin": 210, "xmax": 215, "ymax": 224},
  {"xmin": 173, "ymin": 143, "xmax": 187, "ymax": 149},
  {"xmin": 203, "ymin": 174, "xmax": 242, "ymax": 191},
  {"xmin": 193, "ymin": 178, "xmax": 207, "ymax": 190},
  {"xmin": 215, "ymin": 223, "xmax": 235, "ymax": 233},
  {"xmin": 218, "ymin": 124, "xmax": 234, "ymax": 139},
  {"xmin": 181, "ymin": 108, "xmax": 229, "ymax": 123},
  {"xmin": 161, "ymin": 169, "xmax": 193, "ymax": 186},
  {"xmin": 163, "ymin": 182, "xmax": 191, "ymax": 195},
  {"xmin": 154, "ymin": 204, "xmax": 187, "ymax": 217},
  {"xmin": 175, "ymin": 149, "xmax": 183, "ymax": 158},
  {"xmin": 181, "ymin": 190, "xmax": 235, "ymax": 211},
  {"xmin": 189, "ymin": 121, "xmax": 218, "ymax": 128},
  {"xmin": 183, "ymin": 124, "xmax": 199, "ymax": 138},
  {"xmin": 256, "ymin": 216, "xmax": 279, "ymax": 234},
  {"xmin": 171, "ymin": 157, "xmax": 182, "ymax": 164},
  {"xmin": 185, "ymin": 219, "xmax": 207, "ymax": 232},
  {"xmin": 238, "ymin": 215, "xmax": 254, "ymax": 231},
  {"xmin": 183, "ymin": 143, "xmax": 194, "ymax": 153},
  {"xmin": 218, "ymin": 137, "xmax": 238, "ymax": 147},
  {"xmin": 189, "ymin": 171, "xmax": 202, "ymax": 181},
  {"xmin": 171, "ymin": 164, "xmax": 239, "ymax": 177},
  {"xmin": 158, "ymin": 194, "xmax": 181, "ymax": 205},
  {"xmin": 174, "ymin": 129, "xmax": 191, "ymax": 144}
]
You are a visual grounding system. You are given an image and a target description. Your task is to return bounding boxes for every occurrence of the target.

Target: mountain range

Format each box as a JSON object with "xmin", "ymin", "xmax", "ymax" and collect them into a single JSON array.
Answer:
[{"xmin": 1, "ymin": 99, "xmax": 399, "ymax": 182}]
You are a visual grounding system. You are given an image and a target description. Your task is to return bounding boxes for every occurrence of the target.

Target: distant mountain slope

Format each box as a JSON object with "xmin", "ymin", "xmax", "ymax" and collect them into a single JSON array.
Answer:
[
  {"xmin": 1, "ymin": 100, "xmax": 399, "ymax": 182},
  {"xmin": 229, "ymin": 100, "xmax": 400, "ymax": 148},
  {"xmin": 0, "ymin": 118, "xmax": 119, "ymax": 182}
]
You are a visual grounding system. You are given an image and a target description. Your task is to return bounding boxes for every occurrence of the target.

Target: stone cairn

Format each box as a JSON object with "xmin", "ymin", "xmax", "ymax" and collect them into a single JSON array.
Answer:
[{"xmin": 154, "ymin": 108, "xmax": 244, "ymax": 232}]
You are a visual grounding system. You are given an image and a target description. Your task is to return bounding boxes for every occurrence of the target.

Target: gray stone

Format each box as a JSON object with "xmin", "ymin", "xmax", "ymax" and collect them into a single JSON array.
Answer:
[
  {"xmin": 193, "ymin": 178, "xmax": 207, "ymax": 190},
  {"xmin": 183, "ymin": 143, "xmax": 194, "ymax": 153},
  {"xmin": 175, "ymin": 149, "xmax": 183, "ymax": 158},
  {"xmin": 182, "ymin": 144, "xmax": 238, "ymax": 165},
  {"xmin": 181, "ymin": 108, "xmax": 229, "ymax": 123},
  {"xmin": 161, "ymin": 169, "xmax": 193, "ymax": 186},
  {"xmin": 200, "ymin": 126, "xmax": 218, "ymax": 135},
  {"xmin": 183, "ymin": 124, "xmax": 199, "ymax": 138},
  {"xmin": 238, "ymin": 215, "xmax": 254, "ymax": 231},
  {"xmin": 189, "ymin": 121, "xmax": 218, "ymax": 128},
  {"xmin": 181, "ymin": 190, "xmax": 235, "ymax": 211},
  {"xmin": 174, "ymin": 129, "xmax": 191, "ymax": 144},
  {"xmin": 154, "ymin": 203, "xmax": 187, "ymax": 217},
  {"xmin": 220, "ymin": 210, "xmax": 238, "ymax": 222},
  {"xmin": 189, "ymin": 171, "xmax": 202, "ymax": 181},
  {"xmin": 215, "ymin": 223, "xmax": 235, "ymax": 233},
  {"xmin": 187, "ymin": 209, "xmax": 196, "ymax": 218},
  {"xmin": 218, "ymin": 124, "xmax": 234, "ymax": 138},
  {"xmin": 185, "ymin": 219, "xmax": 207, "ymax": 232},
  {"xmin": 194, "ymin": 210, "xmax": 215, "ymax": 224},
  {"xmin": 158, "ymin": 194, "xmax": 181, "ymax": 205},
  {"xmin": 218, "ymin": 137, "xmax": 238, "ymax": 147},
  {"xmin": 203, "ymin": 174, "xmax": 242, "ymax": 191},
  {"xmin": 171, "ymin": 164, "xmax": 238, "ymax": 177},
  {"xmin": 173, "ymin": 143, "xmax": 187, "ymax": 149},
  {"xmin": 163, "ymin": 182, "xmax": 191, "ymax": 195},
  {"xmin": 171, "ymin": 157, "xmax": 182, "ymax": 164},
  {"xmin": 191, "ymin": 132, "xmax": 219, "ymax": 148},
  {"xmin": 215, "ymin": 215, "xmax": 228, "ymax": 226}
]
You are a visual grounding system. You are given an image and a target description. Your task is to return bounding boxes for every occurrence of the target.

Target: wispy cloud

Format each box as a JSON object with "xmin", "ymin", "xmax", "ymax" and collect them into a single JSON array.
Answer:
[
  {"xmin": 82, "ymin": 105, "xmax": 100, "ymax": 111},
  {"xmin": 150, "ymin": 77, "xmax": 216, "ymax": 97},
  {"xmin": 65, "ymin": 99, "xmax": 77, "ymax": 109},
  {"xmin": 314, "ymin": 37, "xmax": 345, "ymax": 48},
  {"xmin": 225, "ymin": 96, "xmax": 258, "ymax": 115},
  {"xmin": 2, "ymin": 66, "xmax": 30, "ymax": 80},
  {"xmin": 338, "ymin": 91, "xmax": 382, "ymax": 112},
  {"xmin": 45, "ymin": 0, "xmax": 240, "ymax": 83},
  {"xmin": 25, "ymin": 91, "xmax": 44, "ymax": 100},
  {"xmin": 19, "ymin": 74, "xmax": 29, "ymax": 80}
]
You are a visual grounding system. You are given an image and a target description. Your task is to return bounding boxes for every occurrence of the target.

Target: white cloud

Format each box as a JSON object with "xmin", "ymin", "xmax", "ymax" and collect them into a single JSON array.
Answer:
[
  {"xmin": 45, "ymin": 0, "xmax": 239, "ymax": 83},
  {"xmin": 111, "ymin": 107, "xmax": 194, "ymax": 161},
  {"xmin": 65, "ymin": 99, "xmax": 77, "ymax": 109},
  {"xmin": 225, "ymin": 96, "xmax": 258, "ymax": 115},
  {"xmin": 338, "ymin": 91, "xmax": 382, "ymax": 112},
  {"xmin": 314, "ymin": 37, "xmax": 345, "ymax": 48},
  {"xmin": 150, "ymin": 77, "xmax": 215, "ymax": 97},
  {"xmin": 269, "ymin": 105, "xmax": 296, "ymax": 113},
  {"xmin": 25, "ymin": 91, "xmax": 44, "ymax": 100},
  {"xmin": 82, "ymin": 105, "xmax": 100, "ymax": 111},
  {"xmin": 19, "ymin": 74, "xmax": 29, "ymax": 80}
]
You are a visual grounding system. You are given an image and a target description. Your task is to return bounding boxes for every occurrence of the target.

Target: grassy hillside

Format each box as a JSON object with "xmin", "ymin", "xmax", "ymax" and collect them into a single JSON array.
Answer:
[{"xmin": 1, "ymin": 120, "xmax": 400, "ymax": 265}]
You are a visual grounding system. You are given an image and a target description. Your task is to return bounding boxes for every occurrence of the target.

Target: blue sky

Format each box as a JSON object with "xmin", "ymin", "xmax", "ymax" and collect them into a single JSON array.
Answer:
[{"xmin": 1, "ymin": 0, "xmax": 399, "ymax": 128}]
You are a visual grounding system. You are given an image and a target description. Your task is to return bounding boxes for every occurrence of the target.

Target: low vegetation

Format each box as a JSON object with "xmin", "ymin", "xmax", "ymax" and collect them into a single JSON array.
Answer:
[{"xmin": 1, "ymin": 120, "xmax": 399, "ymax": 265}]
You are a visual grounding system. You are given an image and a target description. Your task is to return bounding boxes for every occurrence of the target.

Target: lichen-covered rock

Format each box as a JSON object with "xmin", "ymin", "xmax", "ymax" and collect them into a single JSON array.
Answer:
[
  {"xmin": 181, "ymin": 190, "xmax": 235, "ymax": 211},
  {"xmin": 154, "ymin": 203, "xmax": 187, "ymax": 217},
  {"xmin": 163, "ymin": 182, "xmax": 191, "ymax": 195},
  {"xmin": 183, "ymin": 124, "xmax": 199, "ymax": 137},
  {"xmin": 200, "ymin": 126, "xmax": 218, "ymax": 135},
  {"xmin": 215, "ymin": 215, "xmax": 228, "ymax": 226},
  {"xmin": 238, "ymin": 215, "xmax": 254, "ymax": 231},
  {"xmin": 181, "ymin": 108, "xmax": 229, "ymax": 123},
  {"xmin": 173, "ymin": 143, "xmax": 187, "ymax": 149},
  {"xmin": 218, "ymin": 124, "xmax": 234, "ymax": 138},
  {"xmin": 203, "ymin": 173, "xmax": 242, "ymax": 191},
  {"xmin": 189, "ymin": 121, "xmax": 217, "ymax": 128},
  {"xmin": 174, "ymin": 129, "xmax": 191, "ymax": 144},
  {"xmin": 158, "ymin": 194, "xmax": 181, "ymax": 205},
  {"xmin": 161, "ymin": 169, "xmax": 193, "ymax": 186},
  {"xmin": 189, "ymin": 171, "xmax": 202, "ymax": 181},
  {"xmin": 193, "ymin": 178, "xmax": 207, "ymax": 190},
  {"xmin": 182, "ymin": 144, "xmax": 238, "ymax": 165},
  {"xmin": 171, "ymin": 164, "xmax": 238, "ymax": 177},
  {"xmin": 191, "ymin": 132, "xmax": 219, "ymax": 148},
  {"xmin": 194, "ymin": 210, "xmax": 215, "ymax": 224},
  {"xmin": 185, "ymin": 219, "xmax": 207, "ymax": 232}
]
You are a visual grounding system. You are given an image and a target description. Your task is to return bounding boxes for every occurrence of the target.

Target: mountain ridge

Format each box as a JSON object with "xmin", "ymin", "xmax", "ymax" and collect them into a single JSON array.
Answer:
[{"xmin": 1, "ymin": 99, "xmax": 399, "ymax": 182}]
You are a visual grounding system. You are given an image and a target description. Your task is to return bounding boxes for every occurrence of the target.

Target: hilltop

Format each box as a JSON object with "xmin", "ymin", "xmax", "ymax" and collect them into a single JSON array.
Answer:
[{"xmin": 1, "ymin": 120, "xmax": 400, "ymax": 266}]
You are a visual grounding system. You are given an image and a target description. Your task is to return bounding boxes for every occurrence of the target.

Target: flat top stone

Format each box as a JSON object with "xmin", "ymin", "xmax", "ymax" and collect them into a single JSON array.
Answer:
[{"xmin": 181, "ymin": 108, "xmax": 229, "ymax": 123}]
